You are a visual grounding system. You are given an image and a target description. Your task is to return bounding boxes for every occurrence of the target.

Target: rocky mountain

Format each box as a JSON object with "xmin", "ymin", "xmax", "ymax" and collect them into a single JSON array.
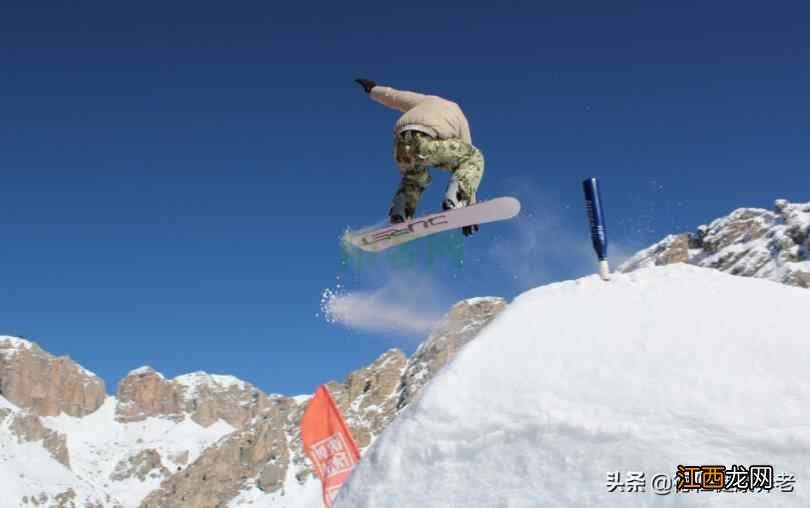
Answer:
[
  {"xmin": 0, "ymin": 336, "xmax": 106, "ymax": 418},
  {"xmin": 115, "ymin": 367, "xmax": 273, "ymax": 428},
  {"xmin": 619, "ymin": 199, "xmax": 810, "ymax": 287},
  {"xmin": 0, "ymin": 297, "xmax": 506, "ymax": 508}
]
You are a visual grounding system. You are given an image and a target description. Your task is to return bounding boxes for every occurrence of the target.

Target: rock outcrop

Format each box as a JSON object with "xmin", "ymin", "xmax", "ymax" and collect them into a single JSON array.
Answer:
[
  {"xmin": 397, "ymin": 297, "xmax": 507, "ymax": 410},
  {"xmin": 326, "ymin": 349, "xmax": 408, "ymax": 449},
  {"xmin": 110, "ymin": 449, "xmax": 171, "ymax": 482},
  {"xmin": 139, "ymin": 396, "xmax": 296, "ymax": 508},
  {"xmin": 115, "ymin": 367, "xmax": 184, "ymax": 422},
  {"xmin": 174, "ymin": 371, "xmax": 271, "ymax": 428},
  {"xmin": 115, "ymin": 367, "xmax": 272, "ymax": 429},
  {"xmin": 0, "ymin": 336, "xmax": 106, "ymax": 418}
]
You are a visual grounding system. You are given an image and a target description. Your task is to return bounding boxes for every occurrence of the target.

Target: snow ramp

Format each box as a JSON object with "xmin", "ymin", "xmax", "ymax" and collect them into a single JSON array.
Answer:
[{"xmin": 337, "ymin": 264, "xmax": 810, "ymax": 507}]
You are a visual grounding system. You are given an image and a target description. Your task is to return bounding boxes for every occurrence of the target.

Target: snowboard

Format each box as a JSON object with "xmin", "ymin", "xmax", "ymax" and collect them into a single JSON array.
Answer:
[{"xmin": 343, "ymin": 197, "xmax": 521, "ymax": 253}]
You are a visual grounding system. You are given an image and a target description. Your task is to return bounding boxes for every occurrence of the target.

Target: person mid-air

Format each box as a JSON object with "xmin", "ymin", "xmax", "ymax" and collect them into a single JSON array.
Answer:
[{"xmin": 355, "ymin": 78, "xmax": 484, "ymax": 236}]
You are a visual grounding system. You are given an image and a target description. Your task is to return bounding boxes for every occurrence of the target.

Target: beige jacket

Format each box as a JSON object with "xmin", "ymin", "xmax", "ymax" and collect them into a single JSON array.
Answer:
[{"xmin": 370, "ymin": 86, "xmax": 473, "ymax": 144}]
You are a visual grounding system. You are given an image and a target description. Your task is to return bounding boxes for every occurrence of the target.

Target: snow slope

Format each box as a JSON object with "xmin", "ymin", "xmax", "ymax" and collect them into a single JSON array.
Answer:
[
  {"xmin": 0, "ymin": 397, "xmax": 112, "ymax": 507},
  {"xmin": 0, "ymin": 394, "xmax": 234, "ymax": 507},
  {"xmin": 40, "ymin": 397, "xmax": 235, "ymax": 507},
  {"xmin": 337, "ymin": 264, "xmax": 810, "ymax": 507}
]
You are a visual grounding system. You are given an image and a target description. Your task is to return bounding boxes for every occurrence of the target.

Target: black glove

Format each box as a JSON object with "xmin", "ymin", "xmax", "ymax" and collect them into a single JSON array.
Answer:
[{"xmin": 355, "ymin": 78, "xmax": 376, "ymax": 94}]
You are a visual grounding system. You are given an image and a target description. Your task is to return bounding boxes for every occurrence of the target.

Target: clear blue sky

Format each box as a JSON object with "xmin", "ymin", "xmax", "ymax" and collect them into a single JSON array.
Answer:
[{"xmin": 2, "ymin": 1, "xmax": 809, "ymax": 396}]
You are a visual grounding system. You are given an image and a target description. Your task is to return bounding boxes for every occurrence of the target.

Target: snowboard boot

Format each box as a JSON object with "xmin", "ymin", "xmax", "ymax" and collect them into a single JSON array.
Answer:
[
  {"xmin": 441, "ymin": 180, "xmax": 467, "ymax": 211},
  {"xmin": 443, "ymin": 181, "xmax": 479, "ymax": 237},
  {"xmin": 389, "ymin": 192, "xmax": 414, "ymax": 224}
]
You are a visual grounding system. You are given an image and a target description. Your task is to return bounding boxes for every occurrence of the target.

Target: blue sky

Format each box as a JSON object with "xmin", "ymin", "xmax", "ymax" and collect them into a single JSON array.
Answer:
[{"xmin": 2, "ymin": 1, "xmax": 809, "ymax": 396}]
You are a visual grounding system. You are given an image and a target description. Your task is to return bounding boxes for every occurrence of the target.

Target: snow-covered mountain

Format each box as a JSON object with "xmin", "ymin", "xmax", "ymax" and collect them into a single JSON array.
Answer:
[
  {"xmin": 619, "ymin": 199, "xmax": 810, "ymax": 287},
  {"xmin": 0, "ymin": 338, "xmax": 253, "ymax": 508},
  {"xmin": 0, "ymin": 297, "xmax": 505, "ymax": 508},
  {"xmin": 338, "ymin": 264, "xmax": 810, "ymax": 507},
  {"xmin": 3, "ymin": 199, "xmax": 809, "ymax": 507}
]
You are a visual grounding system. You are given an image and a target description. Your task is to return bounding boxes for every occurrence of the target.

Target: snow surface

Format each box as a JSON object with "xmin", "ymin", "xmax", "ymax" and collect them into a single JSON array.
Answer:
[
  {"xmin": 0, "ymin": 336, "xmax": 34, "ymax": 359},
  {"xmin": 0, "ymin": 397, "xmax": 19, "ymax": 412},
  {"xmin": 0, "ymin": 397, "xmax": 110, "ymax": 507},
  {"xmin": 174, "ymin": 371, "xmax": 249, "ymax": 397},
  {"xmin": 0, "ymin": 336, "xmax": 33, "ymax": 349},
  {"xmin": 127, "ymin": 365, "xmax": 163, "ymax": 378},
  {"xmin": 337, "ymin": 264, "xmax": 810, "ymax": 507},
  {"xmin": 462, "ymin": 296, "xmax": 502, "ymax": 305},
  {"xmin": 291, "ymin": 394, "xmax": 313, "ymax": 405},
  {"xmin": 75, "ymin": 364, "xmax": 99, "ymax": 379},
  {"xmin": 0, "ymin": 430, "xmax": 109, "ymax": 507}
]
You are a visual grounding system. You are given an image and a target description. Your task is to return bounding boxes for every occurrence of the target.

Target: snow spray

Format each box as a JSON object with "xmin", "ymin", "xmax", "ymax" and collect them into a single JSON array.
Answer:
[{"xmin": 583, "ymin": 178, "xmax": 610, "ymax": 281}]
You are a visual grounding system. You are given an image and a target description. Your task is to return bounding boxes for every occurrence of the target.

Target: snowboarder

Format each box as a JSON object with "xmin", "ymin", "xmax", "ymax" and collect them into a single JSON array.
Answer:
[{"xmin": 355, "ymin": 78, "xmax": 485, "ymax": 236}]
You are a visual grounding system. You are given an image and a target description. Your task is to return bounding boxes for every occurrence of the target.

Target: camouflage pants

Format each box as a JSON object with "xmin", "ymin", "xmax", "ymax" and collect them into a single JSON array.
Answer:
[{"xmin": 390, "ymin": 130, "xmax": 485, "ymax": 219}]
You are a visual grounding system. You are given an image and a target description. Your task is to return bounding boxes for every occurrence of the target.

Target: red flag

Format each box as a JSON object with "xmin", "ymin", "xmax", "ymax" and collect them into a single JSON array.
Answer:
[{"xmin": 300, "ymin": 385, "xmax": 361, "ymax": 507}]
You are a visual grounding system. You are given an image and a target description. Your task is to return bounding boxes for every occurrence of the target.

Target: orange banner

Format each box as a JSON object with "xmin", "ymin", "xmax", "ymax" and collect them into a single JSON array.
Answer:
[{"xmin": 300, "ymin": 385, "xmax": 361, "ymax": 507}]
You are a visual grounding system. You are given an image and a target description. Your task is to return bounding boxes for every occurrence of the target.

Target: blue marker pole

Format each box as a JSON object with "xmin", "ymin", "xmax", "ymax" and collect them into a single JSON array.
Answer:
[{"xmin": 583, "ymin": 178, "xmax": 610, "ymax": 281}]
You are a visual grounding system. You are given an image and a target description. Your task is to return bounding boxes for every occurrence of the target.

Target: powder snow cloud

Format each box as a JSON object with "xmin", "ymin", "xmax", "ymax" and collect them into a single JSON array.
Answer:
[{"xmin": 321, "ymin": 272, "xmax": 450, "ymax": 337}]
